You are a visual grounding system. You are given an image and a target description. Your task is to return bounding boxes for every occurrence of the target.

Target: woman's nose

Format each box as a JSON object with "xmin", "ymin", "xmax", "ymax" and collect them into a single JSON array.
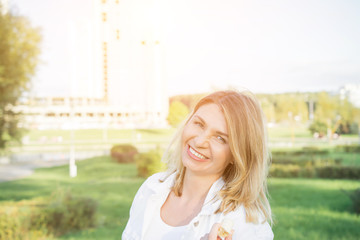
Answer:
[{"xmin": 194, "ymin": 132, "xmax": 209, "ymax": 148}]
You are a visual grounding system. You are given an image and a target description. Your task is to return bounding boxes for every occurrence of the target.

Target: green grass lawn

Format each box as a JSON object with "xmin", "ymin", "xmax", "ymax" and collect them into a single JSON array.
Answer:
[
  {"xmin": 1, "ymin": 157, "xmax": 359, "ymax": 239},
  {"xmin": 269, "ymin": 178, "xmax": 360, "ymax": 240}
]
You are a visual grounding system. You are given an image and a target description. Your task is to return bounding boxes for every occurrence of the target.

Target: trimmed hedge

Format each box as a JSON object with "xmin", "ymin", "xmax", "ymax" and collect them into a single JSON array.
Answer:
[
  {"xmin": 110, "ymin": 144, "xmax": 138, "ymax": 163},
  {"xmin": 316, "ymin": 166, "xmax": 360, "ymax": 180},
  {"xmin": 271, "ymin": 147, "xmax": 329, "ymax": 157},
  {"xmin": 269, "ymin": 164, "xmax": 360, "ymax": 179},
  {"xmin": 271, "ymin": 157, "xmax": 342, "ymax": 167},
  {"xmin": 335, "ymin": 144, "xmax": 360, "ymax": 153}
]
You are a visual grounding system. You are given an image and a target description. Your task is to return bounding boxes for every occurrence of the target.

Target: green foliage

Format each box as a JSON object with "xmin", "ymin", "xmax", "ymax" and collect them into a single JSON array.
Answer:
[
  {"xmin": 348, "ymin": 188, "xmax": 360, "ymax": 215},
  {"xmin": 167, "ymin": 101, "xmax": 189, "ymax": 127},
  {"xmin": 0, "ymin": 5, "xmax": 41, "ymax": 149},
  {"xmin": 30, "ymin": 189, "xmax": 98, "ymax": 237},
  {"xmin": 270, "ymin": 147, "xmax": 360, "ymax": 179},
  {"xmin": 0, "ymin": 156, "xmax": 142, "ymax": 239},
  {"xmin": 0, "ymin": 201, "xmax": 51, "ymax": 240},
  {"xmin": 169, "ymin": 94, "xmax": 205, "ymax": 110},
  {"xmin": 135, "ymin": 148, "xmax": 165, "ymax": 178},
  {"xmin": 316, "ymin": 166, "xmax": 360, "ymax": 180},
  {"xmin": 270, "ymin": 164, "xmax": 360, "ymax": 179},
  {"xmin": 271, "ymin": 147, "xmax": 336, "ymax": 167},
  {"xmin": 0, "ymin": 207, "xmax": 23, "ymax": 240},
  {"xmin": 335, "ymin": 144, "xmax": 360, "ymax": 153},
  {"xmin": 0, "ymin": 157, "xmax": 360, "ymax": 239},
  {"xmin": 308, "ymin": 120, "xmax": 328, "ymax": 136},
  {"xmin": 110, "ymin": 144, "xmax": 138, "ymax": 163}
]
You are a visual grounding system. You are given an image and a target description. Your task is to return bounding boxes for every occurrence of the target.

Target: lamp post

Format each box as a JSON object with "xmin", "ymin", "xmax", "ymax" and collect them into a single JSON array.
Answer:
[{"xmin": 69, "ymin": 100, "xmax": 77, "ymax": 178}]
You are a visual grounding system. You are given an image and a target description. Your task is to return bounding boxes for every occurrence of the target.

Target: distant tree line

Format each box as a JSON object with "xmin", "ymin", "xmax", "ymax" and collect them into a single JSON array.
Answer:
[{"xmin": 168, "ymin": 91, "xmax": 360, "ymax": 136}]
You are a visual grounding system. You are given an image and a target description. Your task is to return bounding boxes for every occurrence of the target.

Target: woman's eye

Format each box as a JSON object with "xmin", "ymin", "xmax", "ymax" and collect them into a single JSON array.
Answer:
[
  {"xmin": 194, "ymin": 121, "xmax": 203, "ymax": 128},
  {"xmin": 216, "ymin": 136, "xmax": 226, "ymax": 143}
]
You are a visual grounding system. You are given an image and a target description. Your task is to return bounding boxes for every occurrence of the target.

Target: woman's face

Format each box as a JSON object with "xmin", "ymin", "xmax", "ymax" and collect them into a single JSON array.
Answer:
[{"xmin": 181, "ymin": 103, "xmax": 232, "ymax": 178}]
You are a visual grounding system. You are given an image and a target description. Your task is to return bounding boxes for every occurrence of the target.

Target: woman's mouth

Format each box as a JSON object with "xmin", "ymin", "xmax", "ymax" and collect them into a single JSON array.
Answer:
[{"xmin": 187, "ymin": 145, "xmax": 208, "ymax": 161}]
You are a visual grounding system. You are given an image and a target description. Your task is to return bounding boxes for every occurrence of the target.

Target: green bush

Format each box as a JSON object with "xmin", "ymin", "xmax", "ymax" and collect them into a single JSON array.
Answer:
[
  {"xmin": 335, "ymin": 144, "xmax": 360, "ymax": 153},
  {"xmin": 271, "ymin": 147, "xmax": 329, "ymax": 160},
  {"xmin": 349, "ymin": 188, "xmax": 360, "ymax": 215},
  {"xmin": 316, "ymin": 166, "xmax": 360, "ymax": 180},
  {"xmin": 110, "ymin": 144, "xmax": 138, "ymax": 163},
  {"xmin": 270, "ymin": 164, "xmax": 360, "ymax": 179},
  {"xmin": 0, "ymin": 207, "xmax": 22, "ymax": 240},
  {"xmin": 271, "ymin": 156, "xmax": 342, "ymax": 167},
  {"xmin": 301, "ymin": 146, "xmax": 329, "ymax": 155},
  {"xmin": 30, "ymin": 190, "xmax": 98, "ymax": 237},
  {"xmin": 309, "ymin": 120, "xmax": 327, "ymax": 136},
  {"xmin": 0, "ymin": 204, "xmax": 50, "ymax": 240},
  {"xmin": 135, "ymin": 148, "xmax": 165, "ymax": 178},
  {"xmin": 269, "ymin": 164, "xmax": 301, "ymax": 178}
]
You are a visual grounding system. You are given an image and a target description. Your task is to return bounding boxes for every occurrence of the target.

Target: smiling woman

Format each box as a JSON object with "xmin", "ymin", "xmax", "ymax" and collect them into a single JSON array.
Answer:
[{"xmin": 122, "ymin": 90, "xmax": 273, "ymax": 240}]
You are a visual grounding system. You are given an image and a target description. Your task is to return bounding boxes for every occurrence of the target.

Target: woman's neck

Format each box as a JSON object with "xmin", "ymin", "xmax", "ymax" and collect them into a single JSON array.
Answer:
[{"xmin": 181, "ymin": 171, "xmax": 221, "ymax": 203}]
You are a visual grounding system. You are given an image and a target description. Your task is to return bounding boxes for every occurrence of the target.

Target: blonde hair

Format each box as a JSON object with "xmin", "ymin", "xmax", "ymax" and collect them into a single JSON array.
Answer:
[{"xmin": 163, "ymin": 90, "xmax": 272, "ymax": 224}]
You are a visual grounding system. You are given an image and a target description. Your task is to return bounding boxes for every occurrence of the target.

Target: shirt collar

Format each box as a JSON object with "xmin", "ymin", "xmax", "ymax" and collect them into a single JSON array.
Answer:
[
  {"xmin": 200, "ymin": 177, "xmax": 225, "ymax": 215},
  {"xmin": 147, "ymin": 171, "xmax": 225, "ymax": 215}
]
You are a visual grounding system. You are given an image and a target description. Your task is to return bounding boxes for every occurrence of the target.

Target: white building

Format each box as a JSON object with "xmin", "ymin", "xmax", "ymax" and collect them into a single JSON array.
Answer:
[{"xmin": 14, "ymin": 0, "xmax": 168, "ymax": 129}]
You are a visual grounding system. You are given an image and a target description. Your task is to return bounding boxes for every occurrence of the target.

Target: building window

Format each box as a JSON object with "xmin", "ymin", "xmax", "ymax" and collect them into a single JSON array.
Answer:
[
  {"xmin": 116, "ymin": 29, "xmax": 120, "ymax": 40},
  {"xmin": 115, "ymin": 0, "xmax": 119, "ymax": 3},
  {"xmin": 102, "ymin": 0, "xmax": 106, "ymax": 4},
  {"xmin": 102, "ymin": 12, "xmax": 107, "ymax": 22}
]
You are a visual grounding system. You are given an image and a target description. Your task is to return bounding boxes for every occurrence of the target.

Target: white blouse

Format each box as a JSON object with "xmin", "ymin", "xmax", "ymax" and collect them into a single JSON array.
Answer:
[
  {"xmin": 122, "ymin": 172, "xmax": 274, "ymax": 240},
  {"xmin": 143, "ymin": 200, "xmax": 188, "ymax": 240}
]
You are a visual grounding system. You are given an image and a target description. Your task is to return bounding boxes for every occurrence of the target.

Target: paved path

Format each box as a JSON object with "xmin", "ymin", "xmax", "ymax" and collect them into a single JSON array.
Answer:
[
  {"xmin": 0, "ymin": 150, "xmax": 109, "ymax": 183},
  {"xmin": 0, "ymin": 160, "xmax": 69, "ymax": 182}
]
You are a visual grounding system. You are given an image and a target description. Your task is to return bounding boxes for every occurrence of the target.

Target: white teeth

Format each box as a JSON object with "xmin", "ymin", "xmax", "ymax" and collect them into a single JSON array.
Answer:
[{"xmin": 189, "ymin": 146, "xmax": 206, "ymax": 159}]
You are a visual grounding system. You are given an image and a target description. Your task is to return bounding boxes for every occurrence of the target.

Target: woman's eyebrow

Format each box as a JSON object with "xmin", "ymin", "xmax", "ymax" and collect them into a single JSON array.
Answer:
[
  {"xmin": 215, "ymin": 131, "xmax": 228, "ymax": 138},
  {"xmin": 193, "ymin": 115, "xmax": 205, "ymax": 123}
]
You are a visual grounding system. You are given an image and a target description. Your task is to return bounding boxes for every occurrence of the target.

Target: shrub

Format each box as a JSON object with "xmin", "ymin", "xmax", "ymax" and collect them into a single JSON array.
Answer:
[
  {"xmin": 110, "ymin": 144, "xmax": 138, "ymax": 163},
  {"xmin": 301, "ymin": 146, "xmax": 329, "ymax": 155},
  {"xmin": 309, "ymin": 120, "xmax": 327, "ymax": 136},
  {"xmin": 316, "ymin": 166, "xmax": 360, "ymax": 180},
  {"xmin": 269, "ymin": 164, "xmax": 360, "ymax": 179},
  {"xmin": 135, "ymin": 148, "xmax": 165, "ymax": 178},
  {"xmin": 0, "ymin": 204, "xmax": 50, "ymax": 240},
  {"xmin": 335, "ymin": 144, "xmax": 360, "ymax": 153},
  {"xmin": 30, "ymin": 190, "xmax": 98, "ymax": 237},
  {"xmin": 349, "ymin": 188, "xmax": 360, "ymax": 215},
  {"xmin": 0, "ymin": 207, "xmax": 22, "ymax": 240},
  {"xmin": 269, "ymin": 164, "xmax": 301, "ymax": 178},
  {"xmin": 271, "ymin": 156, "xmax": 342, "ymax": 167}
]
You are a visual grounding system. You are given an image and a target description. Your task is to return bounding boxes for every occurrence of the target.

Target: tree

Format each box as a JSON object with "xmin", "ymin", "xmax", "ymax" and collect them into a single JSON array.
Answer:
[
  {"xmin": 0, "ymin": 5, "xmax": 41, "ymax": 149},
  {"xmin": 167, "ymin": 101, "xmax": 189, "ymax": 127}
]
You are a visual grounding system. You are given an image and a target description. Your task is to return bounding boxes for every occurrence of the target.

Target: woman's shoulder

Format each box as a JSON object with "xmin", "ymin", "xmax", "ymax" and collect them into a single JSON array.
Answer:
[
  {"xmin": 140, "ymin": 171, "xmax": 174, "ymax": 191},
  {"xmin": 143, "ymin": 171, "xmax": 170, "ymax": 184}
]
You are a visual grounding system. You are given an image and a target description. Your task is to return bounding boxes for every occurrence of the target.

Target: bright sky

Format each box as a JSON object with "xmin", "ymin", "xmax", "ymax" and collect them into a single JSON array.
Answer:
[{"xmin": 10, "ymin": 0, "xmax": 360, "ymax": 96}]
